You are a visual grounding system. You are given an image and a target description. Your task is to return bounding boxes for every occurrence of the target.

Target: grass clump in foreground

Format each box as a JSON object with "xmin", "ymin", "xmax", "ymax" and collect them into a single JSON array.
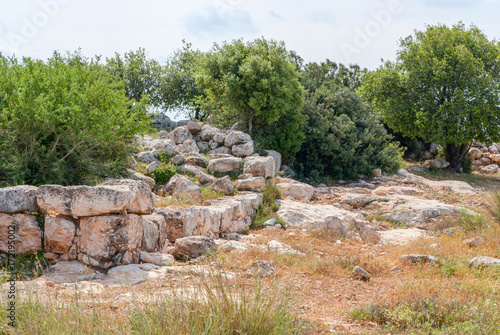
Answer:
[{"xmin": 0, "ymin": 266, "xmax": 302, "ymax": 335}]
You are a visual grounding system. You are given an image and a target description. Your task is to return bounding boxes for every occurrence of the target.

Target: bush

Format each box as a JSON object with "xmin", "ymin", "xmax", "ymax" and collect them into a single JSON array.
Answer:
[
  {"xmin": 151, "ymin": 165, "xmax": 176, "ymax": 185},
  {"xmin": 0, "ymin": 51, "xmax": 150, "ymax": 186},
  {"xmin": 294, "ymin": 86, "xmax": 404, "ymax": 182}
]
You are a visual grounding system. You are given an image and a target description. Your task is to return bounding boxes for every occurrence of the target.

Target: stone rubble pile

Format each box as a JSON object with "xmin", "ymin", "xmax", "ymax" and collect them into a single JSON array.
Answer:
[{"xmin": 469, "ymin": 142, "xmax": 500, "ymax": 173}]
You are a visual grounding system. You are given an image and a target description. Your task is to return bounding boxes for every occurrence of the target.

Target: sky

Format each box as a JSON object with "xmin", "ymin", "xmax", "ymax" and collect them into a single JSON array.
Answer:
[
  {"xmin": 0, "ymin": 0, "xmax": 498, "ymax": 70},
  {"xmin": 0, "ymin": 0, "xmax": 498, "ymax": 119}
]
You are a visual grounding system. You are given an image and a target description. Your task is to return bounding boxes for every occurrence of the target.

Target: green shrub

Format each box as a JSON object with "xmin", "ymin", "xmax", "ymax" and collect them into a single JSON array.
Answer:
[
  {"xmin": 151, "ymin": 166, "xmax": 176, "ymax": 185},
  {"xmin": 294, "ymin": 86, "xmax": 404, "ymax": 182},
  {"xmin": 252, "ymin": 182, "xmax": 283, "ymax": 229},
  {"xmin": 0, "ymin": 51, "xmax": 150, "ymax": 186}
]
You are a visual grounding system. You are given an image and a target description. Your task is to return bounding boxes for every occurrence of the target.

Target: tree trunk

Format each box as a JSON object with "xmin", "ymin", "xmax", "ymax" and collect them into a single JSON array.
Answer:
[
  {"xmin": 445, "ymin": 143, "xmax": 470, "ymax": 172},
  {"xmin": 248, "ymin": 110, "xmax": 256, "ymax": 136}
]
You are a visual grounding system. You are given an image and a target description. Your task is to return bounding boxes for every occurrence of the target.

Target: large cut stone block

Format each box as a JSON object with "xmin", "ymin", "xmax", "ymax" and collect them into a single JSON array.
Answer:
[
  {"xmin": 37, "ymin": 185, "xmax": 133, "ymax": 217},
  {"xmin": 0, "ymin": 185, "xmax": 39, "ymax": 213},
  {"xmin": 0, "ymin": 213, "xmax": 42, "ymax": 254}
]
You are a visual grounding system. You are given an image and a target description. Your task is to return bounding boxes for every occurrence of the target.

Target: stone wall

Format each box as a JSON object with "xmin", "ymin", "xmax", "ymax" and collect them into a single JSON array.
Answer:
[
  {"xmin": 469, "ymin": 143, "xmax": 500, "ymax": 173},
  {"xmin": 0, "ymin": 180, "xmax": 262, "ymax": 269}
]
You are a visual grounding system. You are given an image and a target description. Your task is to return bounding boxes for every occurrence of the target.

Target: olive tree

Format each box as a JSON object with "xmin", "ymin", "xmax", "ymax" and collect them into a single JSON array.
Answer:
[{"xmin": 359, "ymin": 23, "xmax": 500, "ymax": 170}]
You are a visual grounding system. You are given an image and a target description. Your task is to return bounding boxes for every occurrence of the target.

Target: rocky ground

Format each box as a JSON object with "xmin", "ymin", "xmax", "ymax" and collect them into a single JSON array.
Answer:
[{"xmin": 3, "ymin": 164, "xmax": 500, "ymax": 334}]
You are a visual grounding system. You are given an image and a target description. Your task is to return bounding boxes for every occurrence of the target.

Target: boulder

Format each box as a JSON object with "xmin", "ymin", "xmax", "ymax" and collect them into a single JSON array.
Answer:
[
  {"xmin": 145, "ymin": 139, "xmax": 179, "ymax": 156},
  {"xmin": 140, "ymin": 251, "xmax": 174, "ymax": 266},
  {"xmin": 235, "ymin": 177, "xmax": 266, "ymax": 192},
  {"xmin": 276, "ymin": 179, "xmax": 314, "ymax": 201},
  {"xmin": 44, "ymin": 215, "xmax": 76, "ymax": 254},
  {"xmin": 277, "ymin": 199, "xmax": 365, "ymax": 229},
  {"xmin": 197, "ymin": 141, "xmax": 210, "ymax": 152},
  {"xmin": 196, "ymin": 172, "xmax": 217, "ymax": 185},
  {"xmin": 146, "ymin": 161, "xmax": 160, "ymax": 175},
  {"xmin": 0, "ymin": 213, "xmax": 42, "ymax": 254},
  {"xmin": 129, "ymin": 171, "xmax": 155, "ymax": 190},
  {"xmin": 172, "ymin": 236, "xmax": 217, "ymax": 260},
  {"xmin": 232, "ymin": 142, "xmax": 254, "ymax": 157},
  {"xmin": 165, "ymin": 174, "xmax": 203, "ymax": 204},
  {"xmin": 489, "ymin": 154, "xmax": 500, "ymax": 163},
  {"xmin": 352, "ymin": 266, "xmax": 370, "ymax": 281},
  {"xmin": 0, "ymin": 185, "xmax": 38, "ymax": 214},
  {"xmin": 168, "ymin": 126, "xmax": 193, "ymax": 144},
  {"xmin": 178, "ymin": 139, "xmax": 199, "ymax": 154},
  {"xmin": 157, "ymin": 130, "xmax": 168, "ymax": 139},
  {"xmin": 208, "ymin": 146, "xmax": 230, "ymax": 158},
  {"xmin": 489, "ymin": 145, "xmax": 499, "ymax": 154},
  {"xmin": 142, "ymin": 213, "xmax": 168, "ymax": 249},
  {"xmin": 136, "ymin": 151, "xmax": 158, "ymax": 163},
  {"xmin": 210, "ymin": 176, "xmax": 234, "ymax": 196},
  {"xmin": 266, "ymin": 150, "xmax": 281, "ymax": 174},
  {"xmin": 142, "ymin": 218, "xmax": 160, "ymax": 252},
  {"xmin": 177, "ymin": 165, "xmax": 205, "ymax": 176},
  {"xmin": 80, "ymin": 214, "xmax": 143, "ymax": 265},
  {"xmin": 208, "ymin": 157, "xmax": 243, "ymax": 175},
  {"xmin": 171, "ymin": 154, "xmax": 185, "ymax": 166},
  {"xmin": 187, "ymin": 121, "xmax": 203, "ymax": 135},
  {"xmin": 429, "ymin": 158, "xmax": 450, "ymax": 169},
  {"xmin": 243, "ymin": 156, "xmax": 275, "ymax": 179},
  {"xmin": 320, "ymin": 216, "xmax": 348, "ymax": 239},
  {"xmin": 154, "ymin": 206, "xmax": 187, "ymax": 242},
  {"xmin": 128, "ymin": 156, "xmax": 138, "ymax": 168},
  {"xmin": 37, "ymin": 185, "xmax": 133, "ymax": 217},
  {"xmin": 200, "ymin": 125, "xmax": 220, "ymax": 141},
  {"xmin": 224, "ymin": 131, "xmax": 252, "ymax": 147},
  {"xmin": 184, "ymin": 153, "xmax": 209, "ymax": 168},
  {"xmin": 480, "ymin": 164, "xmax": 499, "ymax": 174},
  {"xmin": 469, "ymin": 147, "xmax": 482, "ymax": 159},
  {"xmin": 470, "ymin": 256, "xmax": 500, "ymax": 267},
  {"xmin": 212, "ymin": 133, "xmax": 227, "ymax": 144}
]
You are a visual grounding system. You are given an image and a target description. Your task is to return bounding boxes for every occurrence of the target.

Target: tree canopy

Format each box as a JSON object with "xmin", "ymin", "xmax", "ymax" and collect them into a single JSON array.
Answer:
[
  {"xmin": 197, "ymin": 38, "xmax": 305, "ymax": 162},
  {"xmin": 359, "ymin": 22, "xmax": 500, "ymax": 170},
  {"xmin": 0, "ymin": 52, "xmax": 150, "ymax": 186}
]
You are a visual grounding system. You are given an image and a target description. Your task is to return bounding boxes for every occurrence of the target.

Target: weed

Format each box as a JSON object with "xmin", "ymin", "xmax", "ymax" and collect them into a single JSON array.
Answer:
[{"xmin": 151, "ymin": 165, "xmax": 176, "ymax": 185}]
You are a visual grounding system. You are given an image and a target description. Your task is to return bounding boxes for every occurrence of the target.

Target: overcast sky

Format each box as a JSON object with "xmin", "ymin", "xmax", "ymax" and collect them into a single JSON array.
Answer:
[{"xmin": 0, "ymin": 0, "xmax": 498, "ymax": 70}]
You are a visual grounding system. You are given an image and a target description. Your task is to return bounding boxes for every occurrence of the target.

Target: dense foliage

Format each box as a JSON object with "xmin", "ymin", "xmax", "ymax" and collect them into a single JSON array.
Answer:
[
  {"xmin": 160, "ymin": 40, "xmax": 206, "ymax": 120},
  {"xmin": 295, "ymin": 78, "xmax": 403, "ymax": 182},
  {"xmin": 360, "ymin": 23, "xmax": 500, "ymax": 170},
  {"xmin": 197, "ymin": 38, "xmax": 305, "ymax": 163},
  {"xmin": 0, "ymin": 52, "xmax": 150, "ymax": 186}
]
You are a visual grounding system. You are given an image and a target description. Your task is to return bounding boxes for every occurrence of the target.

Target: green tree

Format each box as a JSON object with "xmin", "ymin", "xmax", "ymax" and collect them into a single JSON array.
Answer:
[
  {"xmin": 161, "ymin": 40, "xmax": 206, "ymax": 120},
  {"xmin": 106, "ymin": 48, "xmax": 163, "ymax": 107},
  {"xmin": 0, "ymin": 51, "xmax": 150, "ymax": 186},
  {"xmin": 197, "ymin": 38, "xmax": 305, "ymax": 162},
  {"xmin": 359, "ymin": 23, "xmax": 500, "ymax": 170}
]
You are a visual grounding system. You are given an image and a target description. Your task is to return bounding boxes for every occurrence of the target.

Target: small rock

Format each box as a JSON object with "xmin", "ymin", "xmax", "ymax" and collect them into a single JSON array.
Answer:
[
  {"xmin": 400, "ymin": 254, "xmax": 438, "ymax": 264},
  {"xmin": 172, "ymin": 236, "xmax": 217, "ymax": 260},
  {"xmin": 462, "ymin": 236, "xmax": 485, "ymax": 247},
  {"xmin": 390, "ymin": 265, "xmax": 399, "ymax": 271},
  {"xmin": 196, "ymin": 172, "xmax": 217, "ymax": 185},
  {"xmin": 251, "ymin": 260, "xmax": 276, "ymax": 277},
  {"xmin": 352, "ymin": 266, "xmax": 370, "ymax": 281},
  {"xmin": 146, "ymin": 161, "xmax": 161, "ymax": 174},
  {"xmin": 140, "ymin": 251, "xmax": 174, "ymax": 266}
]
